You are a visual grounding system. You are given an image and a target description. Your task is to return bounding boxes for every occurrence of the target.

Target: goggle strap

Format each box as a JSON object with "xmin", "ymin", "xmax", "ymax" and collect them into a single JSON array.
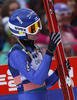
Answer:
[{"xmin": 9, "ymin": 18, "xmax": 41, "ymax": 32}]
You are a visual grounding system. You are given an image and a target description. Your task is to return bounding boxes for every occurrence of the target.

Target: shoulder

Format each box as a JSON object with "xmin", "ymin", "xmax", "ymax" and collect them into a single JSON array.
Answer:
[
  {"xmin": 8, "ymin": 45, "xmax": 31, "ymax": 68},
  {"xmin": 8, "ymin": 44, "xmax": 30, "ymax": 60}
]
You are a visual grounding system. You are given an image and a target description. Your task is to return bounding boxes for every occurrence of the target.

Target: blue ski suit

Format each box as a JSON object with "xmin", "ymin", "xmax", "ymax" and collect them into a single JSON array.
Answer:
[{"xmin": 8, "ymin": 40, "xmax": 59, "ymax": 100}]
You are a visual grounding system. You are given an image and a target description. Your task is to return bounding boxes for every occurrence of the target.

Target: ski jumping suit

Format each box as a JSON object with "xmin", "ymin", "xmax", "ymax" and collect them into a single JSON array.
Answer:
[{"xmin": 8, "ymin": 40, "xmax": 59, "ymax": 100}]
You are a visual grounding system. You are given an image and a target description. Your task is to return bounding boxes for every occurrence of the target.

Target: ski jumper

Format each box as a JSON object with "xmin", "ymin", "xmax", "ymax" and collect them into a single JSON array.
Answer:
[{"xmin": 8, "ymin": 40, "xmax": 59, "ymax": 100}]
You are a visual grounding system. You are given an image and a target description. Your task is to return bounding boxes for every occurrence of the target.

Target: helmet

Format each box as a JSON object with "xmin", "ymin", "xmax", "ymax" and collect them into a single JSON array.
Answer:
[{"xmin": 8, "ymin": 8, "xmax": 42, "ymax": 39}]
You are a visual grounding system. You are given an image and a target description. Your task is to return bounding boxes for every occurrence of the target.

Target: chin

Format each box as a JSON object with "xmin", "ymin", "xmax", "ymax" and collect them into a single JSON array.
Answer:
[{"xmin": 33, "ymin": 36, "xmax": 38, "ymax": 40}]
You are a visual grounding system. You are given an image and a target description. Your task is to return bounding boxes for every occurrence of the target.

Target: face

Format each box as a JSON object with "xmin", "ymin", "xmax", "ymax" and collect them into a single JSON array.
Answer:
[
  {"xmin": 67, "ymin": 0, "xmax": 76, "ymax": 12},
  {"xmin": 62, "ymin": 15, "xmax": 71, "ymax": 26},
  {"xmin": 61, "ymin": 11, "xmax": 71, "ymax": 26},
  {"xmin": 25, "ymin": 31, "xmax": 39, "ymax": 40},
  {"xmin": 9, "ymin": 2, "xmax": 20, "ymax": 16}
]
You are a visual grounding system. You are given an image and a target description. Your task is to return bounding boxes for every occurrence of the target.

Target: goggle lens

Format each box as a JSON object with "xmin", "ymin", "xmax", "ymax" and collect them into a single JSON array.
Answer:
[
  {"xmin": 28, "ymin": 20, "xmax": 41, "ymax": 34},
  {"xmin": 59, "ymin": 11, "xmax": 72, "ymax": 16}
]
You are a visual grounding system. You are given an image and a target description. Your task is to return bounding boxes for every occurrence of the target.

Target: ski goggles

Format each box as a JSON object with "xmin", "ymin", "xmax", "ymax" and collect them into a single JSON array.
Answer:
[
  {"xmin": 59, "ymin": 10, "xmax": 72, "ymax": 16},
  {"xmin": 26, "ymin": 19, "xmax": 42, "ymax": 35},
  {"xmin": 55, "ymin": 10, "xmax": 72, "ymax": 16}
]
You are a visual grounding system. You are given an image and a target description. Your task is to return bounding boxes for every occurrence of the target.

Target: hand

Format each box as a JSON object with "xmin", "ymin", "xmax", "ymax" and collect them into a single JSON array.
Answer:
[
  {"xmin": 46, "ymin": 32, "xmax": 61, "ymax": 56},
  {"xmin": 65, "ymin": 58, "xmax": 71, "ymax": 71}
]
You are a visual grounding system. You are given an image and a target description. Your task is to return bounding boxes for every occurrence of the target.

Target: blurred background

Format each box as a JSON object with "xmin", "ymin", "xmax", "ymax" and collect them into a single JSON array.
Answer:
[{"xmin": 0, "ymin": 0, "xmax": 77, "ymax": 65}]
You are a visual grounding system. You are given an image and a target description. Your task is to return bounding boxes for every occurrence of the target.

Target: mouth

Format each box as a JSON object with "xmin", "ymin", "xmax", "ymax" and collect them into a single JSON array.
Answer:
[{"xmin": 36, "ymin": 34, "xmax": 39, "ymax": 36}]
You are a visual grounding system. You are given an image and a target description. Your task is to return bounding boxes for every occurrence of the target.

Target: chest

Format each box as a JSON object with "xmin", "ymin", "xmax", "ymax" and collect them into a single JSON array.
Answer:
[{"xmin": 30, "ymin": 51, "xmax": 43, "ymax": 70}]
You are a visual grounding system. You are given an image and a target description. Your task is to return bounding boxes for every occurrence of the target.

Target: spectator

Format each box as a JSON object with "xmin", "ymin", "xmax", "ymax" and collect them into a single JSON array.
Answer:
[
  {"xmin": 1, "ymin": 0, "xmax": 20, "ymax": 36},
  {"xmin": 54, "ymin": 3, "xmax": 76, "ymax": 57},
  {"xmin": 54, "ymin": 0, "xmax": 77, "ymax": 26},
  {"xmin": 0, "ymin": 21, "xmax": 10, "ymax": 65},
  {"xmin": 56, "ymin": 13, "xmax": 75, "ymax": 57},
  {"xmin": 0, "ymin": 0, "xmax": 9, "ymax": 65},
  {"xmin": 54, "ymin": 3, "xmax": 77, "ymax": 38},
  {"xmin": 2, "ymin": 0, "xmax": 20, "ymax": 18},
  {"xmin": 1, "ymin": 0, "xmax": 21, "ymax": 43},
  {"xmin": 0, "ymin": 0, "xmax": 20, "ymax": 65}
]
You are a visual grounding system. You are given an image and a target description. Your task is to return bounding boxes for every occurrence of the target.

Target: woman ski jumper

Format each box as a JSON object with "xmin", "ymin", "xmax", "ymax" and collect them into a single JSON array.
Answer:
[{"xmin": 8, "ymin": 8, "xmax": 62, "ymax": 100}]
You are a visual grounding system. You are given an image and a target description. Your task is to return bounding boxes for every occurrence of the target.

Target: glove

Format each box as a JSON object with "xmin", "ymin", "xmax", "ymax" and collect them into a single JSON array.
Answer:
[
  {"xmin": 46, "ymin": 32, "xmax": 61, "ymax": 56},
  {"xmin": 65, "ymin": 58, "xmax": 71, "ymax": 71}
]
